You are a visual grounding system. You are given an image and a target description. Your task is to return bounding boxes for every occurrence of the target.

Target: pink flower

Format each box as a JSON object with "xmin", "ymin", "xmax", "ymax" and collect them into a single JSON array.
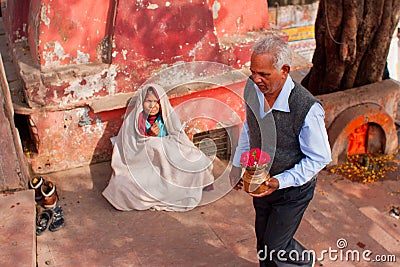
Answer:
[
  {"xmin": 240, "ymin": 148, "xmax": 270, "ymax": 168},
  {"xmin": 259, "ymin": 151, "xmax": 271, "ymax": 165},
  {"xmin": 240, "ymin": 152, "xmax": 250, "ymax": 166},
  {"xmin": 248, "ymin": 156, "xmax": 255, "ymax": 166}
]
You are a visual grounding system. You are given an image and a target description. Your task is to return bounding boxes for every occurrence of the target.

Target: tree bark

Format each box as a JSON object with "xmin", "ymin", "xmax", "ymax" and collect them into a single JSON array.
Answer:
[{"xmin": 302, "ymin": 0, "xmax": 400, "ymax": 95}]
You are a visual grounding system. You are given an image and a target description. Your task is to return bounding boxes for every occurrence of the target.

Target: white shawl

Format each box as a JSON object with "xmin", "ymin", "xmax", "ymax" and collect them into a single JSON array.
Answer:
[{"xmin": 102, "ymin": 84, "xmax": 214, "ymax": 211}]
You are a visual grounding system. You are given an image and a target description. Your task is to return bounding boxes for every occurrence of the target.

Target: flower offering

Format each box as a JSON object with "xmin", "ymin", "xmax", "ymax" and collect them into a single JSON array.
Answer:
[
  {"xmin": 240, "ymin": 148, "xmax": 271, "ymax": 169},
  {"xmin": 240, "ymin": 148, "xmax": 271, "ymax": 194}
]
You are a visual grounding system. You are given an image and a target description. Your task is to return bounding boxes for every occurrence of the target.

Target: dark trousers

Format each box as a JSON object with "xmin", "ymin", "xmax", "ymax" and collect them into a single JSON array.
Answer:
[{"xmin": 253, "ymin": 177, "xmax": 317, "ymax": 267}]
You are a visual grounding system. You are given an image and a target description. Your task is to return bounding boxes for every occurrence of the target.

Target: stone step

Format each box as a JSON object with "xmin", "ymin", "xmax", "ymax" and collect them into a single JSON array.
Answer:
[
  {"xmin": 0, "ymin": 52, "xmax": 28, "ymax": 191},
  {"xmin": 299, "ymin": 177, "xmax": 400, "ymax": 266},
  {"xmin": 359, "ymin": 206, "xmax": 400, "ymax": 255},
  {"xmin": 0, "ymin": 190, "xmax": 36, "ymax": 267}
]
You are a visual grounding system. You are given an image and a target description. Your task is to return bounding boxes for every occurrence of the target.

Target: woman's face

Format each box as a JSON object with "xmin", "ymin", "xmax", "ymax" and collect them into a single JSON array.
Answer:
[{"xmin": 142, "ymin": 91, "xmax": 160, "ymax": 116}]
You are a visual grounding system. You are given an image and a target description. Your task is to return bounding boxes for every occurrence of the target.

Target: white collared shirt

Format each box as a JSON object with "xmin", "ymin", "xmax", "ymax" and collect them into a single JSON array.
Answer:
[{"xmin": 232, "ymin": 75, "xmax": 332, "ymax": 189}]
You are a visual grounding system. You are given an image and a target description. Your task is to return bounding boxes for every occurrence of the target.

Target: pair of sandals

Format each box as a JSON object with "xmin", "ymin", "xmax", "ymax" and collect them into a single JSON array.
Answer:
[
  {"xmin": 30, "ymin": 175, "xmax": 65, "ymax": 235},
  {"xmin": 29, "ymin": 176, "xmax": 59, "ymax": 209},
  {"xmin": 36, "ymin": 205, "xmax": 65, "ymax": 235}
]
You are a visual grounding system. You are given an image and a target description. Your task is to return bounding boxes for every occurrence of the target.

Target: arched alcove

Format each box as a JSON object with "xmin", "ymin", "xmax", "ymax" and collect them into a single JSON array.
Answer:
[{"xmin": 327, "ymin": 103, "xmax": 398, "ymax": 166}]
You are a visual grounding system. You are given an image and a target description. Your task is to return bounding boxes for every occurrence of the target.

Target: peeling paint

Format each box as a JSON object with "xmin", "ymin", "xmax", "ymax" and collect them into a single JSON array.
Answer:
[
  {"xmin": 63, "ymin": 65, "xmax": 118, "ymax": 103},
  {"xmin": 14, "ymin": 35, "xmax": 28, "ymax": 43},
  {"xmin": 137, "ymin": 0, "xmax": 145, "ymax": 8},
  {"xmin": 43, "ymin": 41, "xmax": 69, "ymax": 67},
  {"xmin": 73, "ymin": 50, "xmax": 90, "ymax": 64},
  {"xmin": 94, "ymin": 118, "xmax": 104, "ymax": 132},
  {"xmin": 147, "ymin": 3, "xmax": 159, "ymax": 10},
  {"xmin": 77, "ymin": 108, "xmax": 106, "ymax": 134},
  {"xmin": 159, "ymin": 23, "xmax": 167, "ymax": 34},
  {"xmin": 236, "ymin": 16, "xmax": 242, "ymax": 26},
  {"xmin": 97, "ymin": 36, "xmax": 112, "ymax": 63},
  {"xmin": 189, "ymin": 40, "xmax": 203, "ymax": 58},
  {"xmin": 43, "ymin": 43, "xmax": 92, "ymax": 66},
  {"xmin": 40, "ymin": 5, "xmax": 50, "ymax": 26},
  {"xmin": 78, "ymin": 107, "xmax": 93, "ymax": 127},
  {"xmin": 121, "ymin": 49, "xmax": 128, "ymax": 60},
  {"xmin": 212, "ymin": 0, "xmax": 221, "ymax": 19}
]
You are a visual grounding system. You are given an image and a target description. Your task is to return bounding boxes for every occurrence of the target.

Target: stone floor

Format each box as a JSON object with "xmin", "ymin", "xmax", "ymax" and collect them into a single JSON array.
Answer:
[{"xmin": 33, "ymin": 159, "xmax": 400, "ymax": 267}]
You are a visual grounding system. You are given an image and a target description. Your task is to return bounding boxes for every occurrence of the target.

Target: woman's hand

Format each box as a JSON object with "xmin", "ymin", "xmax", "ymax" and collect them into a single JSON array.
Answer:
[
  {"xmin": 229, "ymin": 166, "xmax": 243, "ymax": 190},
  {"xmin": 147, "ymin": 123, "xmax": 160, "ymax": 136}
]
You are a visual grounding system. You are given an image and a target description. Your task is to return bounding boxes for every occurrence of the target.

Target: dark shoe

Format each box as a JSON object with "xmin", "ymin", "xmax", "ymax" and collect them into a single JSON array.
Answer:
[
  {"xmin": 49, "ymin": 206, "xmax": 65, "ymax": 232},
  {"xmin": 29, "ymin": 176, "xmax": 44, "ymax": 201},
  {"xmin": 41, "ymin": 180, "xmax": 58, "ymax": 209},
  {"xmin": 36, "ymin": 209, "xmax": 53, "ymax": 236}
]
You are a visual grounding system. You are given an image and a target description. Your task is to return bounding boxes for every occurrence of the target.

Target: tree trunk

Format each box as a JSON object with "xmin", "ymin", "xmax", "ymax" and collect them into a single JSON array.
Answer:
[{"xmin": 301, "ymin": 0, "xmax": 400, "ymax": 95}]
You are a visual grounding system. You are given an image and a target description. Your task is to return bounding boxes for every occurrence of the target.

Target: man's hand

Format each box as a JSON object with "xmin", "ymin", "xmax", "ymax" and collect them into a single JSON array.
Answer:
[
  {"xmin": 147, "ymin": 123, "xmax": 160, "ymax": 136},
  {"xmin": 229, "ymin": 166, "xmax": 243, "ymax": 190},
  {"xmin": 249, "ymin": 177, "xmax": 279, "ymax": 197}
]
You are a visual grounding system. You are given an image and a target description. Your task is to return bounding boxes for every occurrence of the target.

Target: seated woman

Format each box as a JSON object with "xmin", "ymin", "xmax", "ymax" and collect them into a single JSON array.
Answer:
[{"xmin": 102, "ymin": 84, "xmax": 214, "ymax": 211}]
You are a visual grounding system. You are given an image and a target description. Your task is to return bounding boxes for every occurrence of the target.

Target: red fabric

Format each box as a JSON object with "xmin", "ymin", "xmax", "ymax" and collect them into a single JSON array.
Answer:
[
  {"xmin": 138, "ymin": 113, "xmax": 160, "ymax": 136},
  {"xmin": 147, "ymin": 114, "xmax": 158, "ymax": 125},
  {"xmin": 138, "ymin": 112, "xmax": 147, "ymax": 136}
]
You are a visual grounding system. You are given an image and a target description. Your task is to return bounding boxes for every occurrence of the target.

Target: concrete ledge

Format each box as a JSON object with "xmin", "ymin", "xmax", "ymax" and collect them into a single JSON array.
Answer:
[
  {"xmin": 317, "ymin": 79, "xmax": 400, "ymax": 129},
  {"xmin": 0, "ymin": 189, "xmax": 36, "ymax": 267}
]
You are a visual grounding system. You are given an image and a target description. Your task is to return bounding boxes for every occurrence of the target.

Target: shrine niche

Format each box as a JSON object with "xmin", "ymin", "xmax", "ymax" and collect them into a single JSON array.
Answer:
[
  {"xmin": 347, "ymin": 124, "xmax": 368, "ymax": 156},
  {"xmin": 347, "ymin": 123, "xmax": 386, "ymax": 156},
  {"xmin": 317, "ymin": 78, "xmax": 399, "ymax": 166}
]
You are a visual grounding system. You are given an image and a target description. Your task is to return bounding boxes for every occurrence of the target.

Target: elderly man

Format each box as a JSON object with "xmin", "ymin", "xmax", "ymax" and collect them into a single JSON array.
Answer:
[{"xmin": 229, "ymin": 36, "xmax": 331, "ymax": 266}]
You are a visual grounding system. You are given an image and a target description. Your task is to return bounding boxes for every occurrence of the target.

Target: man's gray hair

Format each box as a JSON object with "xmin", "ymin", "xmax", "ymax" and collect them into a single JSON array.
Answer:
[{"xmin": 252, "ymin": 36, "xmax": 292, "ymax": 71}]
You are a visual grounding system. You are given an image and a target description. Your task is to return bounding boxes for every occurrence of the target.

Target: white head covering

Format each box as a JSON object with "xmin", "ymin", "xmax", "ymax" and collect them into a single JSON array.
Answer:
[{"xmin": 103, "ymin": 84, "xmax": 214, "ymax": 211}]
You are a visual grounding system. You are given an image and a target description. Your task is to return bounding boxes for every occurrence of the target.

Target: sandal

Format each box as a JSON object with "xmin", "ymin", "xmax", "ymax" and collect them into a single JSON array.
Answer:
[
  {"xmin": 36, "ymin": 209, "xmax": 53, "ymax": 236},
  {"xmin": 29, "ymin": 176, "xmax": 44, "ymax": 201},
  {"xmin": 49, "ymin": 206, "xmax": 65, "ymax": 232},
  {"xmin": 41, "ymin": 180, "xmax": 59, "ymax": 209}
]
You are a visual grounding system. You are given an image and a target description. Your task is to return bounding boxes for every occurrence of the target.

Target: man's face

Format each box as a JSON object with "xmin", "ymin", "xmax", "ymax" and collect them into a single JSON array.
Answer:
[
  {"xmin": 249, "ymin": 53, "xmax": 289, "ymax": 96},
  {"xmin": 142, "ymin": 92, "xmax": 160, "ymax": 116}
]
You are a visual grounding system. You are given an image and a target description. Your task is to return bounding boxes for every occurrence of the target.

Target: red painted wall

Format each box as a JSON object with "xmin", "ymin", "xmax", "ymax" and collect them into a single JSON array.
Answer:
[
  {"xmin": 27, "ymin": 0, "xmax": 111, "ymax": 66},
  {"xmin": 112, "ymin": 0, "xmax": 221, "ymax": 93},
  {"xmin": 6, "ymin": 0, "xmax": 272, "ymax": 108},
  {"xmin": 3, "ymin": 0, "xmax": 30, "ymax": 44},
  {"xmin": 208, "ymin": 0, "xmax": 269, "ymax": 37}
]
